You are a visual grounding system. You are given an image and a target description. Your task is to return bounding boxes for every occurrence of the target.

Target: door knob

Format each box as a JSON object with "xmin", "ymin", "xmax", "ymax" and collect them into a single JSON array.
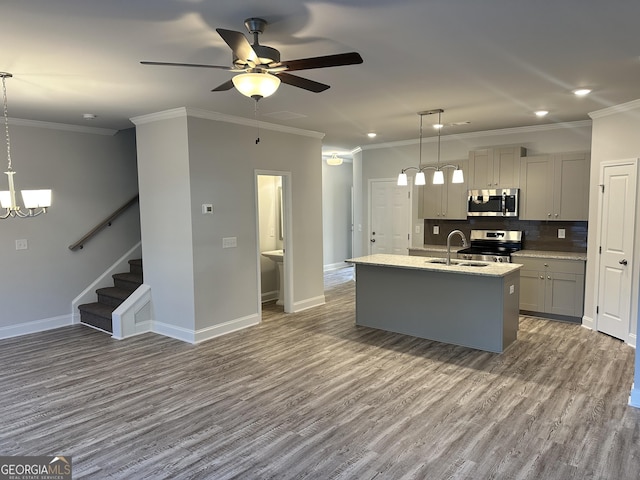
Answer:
[
  {"xmin": 370, "ymin": 239, "xmax": 376, "ymax": 243},
  {"xmin": 619, "ymin": 259, "xmax": 628, "ymax": 265}
]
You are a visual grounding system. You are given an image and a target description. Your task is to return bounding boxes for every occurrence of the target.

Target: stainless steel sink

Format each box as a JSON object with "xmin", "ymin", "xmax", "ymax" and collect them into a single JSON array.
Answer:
[{"xmin": 426, "ymin": 259, "xmax": 488, "ymax": 267}]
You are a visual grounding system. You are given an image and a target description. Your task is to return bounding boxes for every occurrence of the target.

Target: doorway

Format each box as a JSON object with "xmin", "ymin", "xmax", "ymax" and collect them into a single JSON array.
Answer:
[
  {"xmin": 256, "ymin": 171, "xmax": 293, "ymax": 315},
  {"xmin": 595, "ymin": 159, "xmax": 638, "ymax": 343}
]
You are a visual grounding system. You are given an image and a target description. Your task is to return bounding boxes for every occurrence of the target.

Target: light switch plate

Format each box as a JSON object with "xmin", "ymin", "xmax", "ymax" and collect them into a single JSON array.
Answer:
[
  {"xmin": 415, "ymin": 225, "xmax": 421, "ymax": 234},
  {"xmin": 558, "ymin": 228, "xmax": 566, "ymax": 239},
  {"xmin": 15, "ymin": 239, "xmax": 28, "ymax": 250},
  {"xmin": 222, "ymin": 237, "xmax": 237, "ymax": 248}
]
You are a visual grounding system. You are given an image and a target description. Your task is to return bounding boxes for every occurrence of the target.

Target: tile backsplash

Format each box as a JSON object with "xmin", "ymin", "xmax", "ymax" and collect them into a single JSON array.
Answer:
[{"xmin": 423, "ymin": 218, "xmax": 587, "ymax": 252}]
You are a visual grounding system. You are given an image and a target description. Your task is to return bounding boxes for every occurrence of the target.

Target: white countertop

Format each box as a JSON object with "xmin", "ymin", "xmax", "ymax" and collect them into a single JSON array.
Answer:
[
  {"xmin": 346, "ymin": 254, "xmax": 522, "ymax": 277},
  {"xmin": 512, "ymin": 250, "xmax": 587, "ymax": 261}
]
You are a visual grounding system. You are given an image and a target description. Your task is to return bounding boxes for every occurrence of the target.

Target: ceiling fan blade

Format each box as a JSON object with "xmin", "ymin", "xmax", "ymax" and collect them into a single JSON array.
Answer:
[
  {"xmin": 277, "ymin": 72, "xmax": 330, "ymax": 93},
  {"xmin": 211, "ymin": 79, "xmax": 235, "ymax": 92},
  {"xmin": 278, "ymin": 52, "xmax": 363, "ymax": 72},
  {"xmin": 216, "ymin": 28, "xmax": 257, "ymax": 63},
  {"xmin": 140, "ymin": 61, "xmax": 230, "ymax": 70}
]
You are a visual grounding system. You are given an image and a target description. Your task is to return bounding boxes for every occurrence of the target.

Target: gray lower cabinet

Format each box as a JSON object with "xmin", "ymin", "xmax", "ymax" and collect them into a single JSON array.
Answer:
[{"xmin": 517, "ymin": 257, "xmax": 585, "ymax": 319}]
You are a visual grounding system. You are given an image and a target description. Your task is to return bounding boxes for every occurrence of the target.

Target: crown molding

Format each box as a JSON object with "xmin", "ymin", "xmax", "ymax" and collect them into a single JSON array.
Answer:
[
  {"xmin": 357, "ymin": 120, "xmax": 592, "ymax": 151},
  {"xmin": 131, "ymin": 107, "xmax": 325, "ymax": 139},
  {"xmin": 589, "ymin": 99, "xmax": 640, "ymax": 119},
  {"xmin": 9, "ymin": 117, "xmax": 118, "ymax": 136}
]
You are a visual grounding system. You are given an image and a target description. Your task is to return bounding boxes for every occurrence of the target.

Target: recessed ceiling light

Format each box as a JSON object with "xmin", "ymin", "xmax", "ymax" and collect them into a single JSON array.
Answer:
[
  {"xmin": 535, "ymin": 110, "xmax": 549, "ymax": 117},
  {"xmin": 83, "ymin": 113, "xmax": 97, "ymax": 120},
  {"xmin": 573, "ymin": 88, "xmax": 591, "ymax": 97},
  {"xmin": 433, "ymin": 123, "xmax": 444, "ymax": 130},
  {"xmin": 367, "ymin": 132, "xmax": 377, "ymax": 138}
]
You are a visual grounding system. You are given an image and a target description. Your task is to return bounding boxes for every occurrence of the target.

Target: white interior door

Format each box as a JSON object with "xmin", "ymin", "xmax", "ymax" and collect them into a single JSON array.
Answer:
[
  {"xmin": 370, "ymin": 180, "xmax": 410, "ymax": 254},
  {"xmin": 596, "ymin": 161, "xmax": 637, "ymax": 341}
]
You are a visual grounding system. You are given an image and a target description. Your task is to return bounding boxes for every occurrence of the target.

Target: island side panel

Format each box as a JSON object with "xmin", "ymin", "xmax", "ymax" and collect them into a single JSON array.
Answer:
[
  {"xmin": 354, "ymin": 264, "xmax": 517, "ymax": 353},
  {"xmin": 501, "ymin": 270, "xmax": 520, "ymax": 349}
]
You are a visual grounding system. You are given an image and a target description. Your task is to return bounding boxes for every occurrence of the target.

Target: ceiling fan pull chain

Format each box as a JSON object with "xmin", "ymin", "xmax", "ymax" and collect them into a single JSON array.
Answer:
[{"xmin": 254, "ymin": 99, "xmax": 261, "ymax": 144}]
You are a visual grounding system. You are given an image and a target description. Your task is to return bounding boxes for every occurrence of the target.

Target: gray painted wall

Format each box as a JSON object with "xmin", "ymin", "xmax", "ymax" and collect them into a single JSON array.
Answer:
[
  {"xmin": 322, "ymin": 160, "xmax": 353, "ymax": 268},
  {"xmin": 0, "ymin": 123, "xmax": 140, "ymax": 333},
  {"xmin": 356, "ymin": 122, "xmax": 593, "ymax": 255},
  {"xmin": 134, "ymin": 109, "xmax": 325, "ymax": 339}
]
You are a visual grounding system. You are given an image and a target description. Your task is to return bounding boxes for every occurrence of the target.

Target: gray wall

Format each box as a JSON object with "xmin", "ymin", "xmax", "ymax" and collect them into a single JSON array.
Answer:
[
  {"xmin": 356, "ymin": 121, "xmax": 593, "ymax": 255},
  {"xmin": 322, "ymin": 159, "xmax": 353, "ymax": 268},
  {"xmin": 133, "ymin": 108, "xmax": 325, "ymax": 341},
  {"xmin": 0, "ymin": 122, "xmax": 140, "ymax": 335}
]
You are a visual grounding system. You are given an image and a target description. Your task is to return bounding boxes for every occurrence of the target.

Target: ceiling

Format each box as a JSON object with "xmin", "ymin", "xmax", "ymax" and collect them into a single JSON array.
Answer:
[{"xmin": 4, "ymin": 0, "xmax": 640, "ymax": 155}]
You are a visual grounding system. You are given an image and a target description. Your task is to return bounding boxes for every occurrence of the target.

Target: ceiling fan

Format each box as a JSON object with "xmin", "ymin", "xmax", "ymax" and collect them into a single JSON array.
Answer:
[{"xmin": 141, "ymin": 17, "xmax": 363, "ymax": 100}]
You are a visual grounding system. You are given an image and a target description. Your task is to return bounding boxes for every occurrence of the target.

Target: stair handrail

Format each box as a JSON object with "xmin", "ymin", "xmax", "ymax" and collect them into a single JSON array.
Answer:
[{"xmin": 68, "ymin": 194, "xmax": 139, "ymax": 251}]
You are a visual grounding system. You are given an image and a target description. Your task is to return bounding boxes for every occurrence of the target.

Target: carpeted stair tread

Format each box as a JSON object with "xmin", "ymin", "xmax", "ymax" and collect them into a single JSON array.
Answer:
[
  {"xmin": 96, "ymin": 286, "xmax": 134, "ymax": 307},
  {"xmin": 112, "ymin": 272, "xmax": 143, "ymax": 290}
]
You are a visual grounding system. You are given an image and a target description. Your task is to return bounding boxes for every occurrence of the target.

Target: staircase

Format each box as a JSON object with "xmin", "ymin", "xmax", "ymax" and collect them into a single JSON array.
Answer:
[{"xmin": 78, "ymin": 259, "xmax": 143, "ymax": 333}]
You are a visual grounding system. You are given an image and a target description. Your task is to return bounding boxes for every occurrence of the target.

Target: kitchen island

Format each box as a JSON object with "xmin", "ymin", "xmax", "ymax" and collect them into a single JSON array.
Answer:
[{"xmin": 346, "ymin": 254, "xmax": 522, "ymax": 353}]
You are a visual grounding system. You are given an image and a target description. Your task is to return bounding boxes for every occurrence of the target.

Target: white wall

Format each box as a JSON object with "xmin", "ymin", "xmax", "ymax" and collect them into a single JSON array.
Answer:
[
  {"xmin": 586, "ymin": 100, "xmax": 640, "ymax": 338},
  {"xmin": 133, "ymin": 108, "xmax": 325, "ymax": 342},
  {"xmin": 356, "ymin": 121, "xmax": 592, "ymax": 254},
  {"xmin": 322, "ymin": 159, "xmax": 353, "ymax": 269},
  {"xmin": 0, "ymin": 122, "xmax": 140, "ymax": 337},
  {"xmin": 587, "ymin": 99, "xmax": 640, "ymax": 408}
]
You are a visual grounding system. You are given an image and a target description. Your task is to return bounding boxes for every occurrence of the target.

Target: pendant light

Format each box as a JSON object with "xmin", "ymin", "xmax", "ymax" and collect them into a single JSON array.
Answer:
[
  {"xmin": 397, "ymin": 109, "xmax": 464, "ymax": 186},
  {"xmin": 0, "ymin": 72, "xmax": 51, "ymax": 219}
]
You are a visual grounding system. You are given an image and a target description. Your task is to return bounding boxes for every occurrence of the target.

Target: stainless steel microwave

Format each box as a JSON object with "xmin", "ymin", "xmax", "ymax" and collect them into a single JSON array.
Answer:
[{"xmin": 467, "ymin": 188, "xmax": 519, "ymax": 217}]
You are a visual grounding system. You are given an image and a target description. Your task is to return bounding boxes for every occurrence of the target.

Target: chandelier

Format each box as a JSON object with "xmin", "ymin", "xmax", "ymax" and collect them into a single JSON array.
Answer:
[
  {"xmin": 397, "ymin": 109, "xmax": 464, "ymax": 186},
  {"xmin": 0, "ymin": 72, "xmax": 51, "ymax": 218}
]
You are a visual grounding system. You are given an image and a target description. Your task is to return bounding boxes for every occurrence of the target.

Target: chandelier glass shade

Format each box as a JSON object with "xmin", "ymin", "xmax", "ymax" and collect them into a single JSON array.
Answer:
[
  {"xmin": 0, "ymin": 72, "xmax": 51, "ymax": 219},
  {"xmin": 232, "ymin": 72, "xmax": 281, "ymax": 100}
]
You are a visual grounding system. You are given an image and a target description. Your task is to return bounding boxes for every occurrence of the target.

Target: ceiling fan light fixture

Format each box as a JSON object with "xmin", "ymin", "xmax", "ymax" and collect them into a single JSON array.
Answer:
[{"xmin": 232, "ymin": 72, "xmax": 281, "ymax": 100}]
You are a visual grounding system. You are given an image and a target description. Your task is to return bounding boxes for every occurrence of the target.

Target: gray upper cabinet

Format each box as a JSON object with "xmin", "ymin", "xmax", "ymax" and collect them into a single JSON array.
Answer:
[
  {"xmin": 519, "ymin": 152, "xmax": 590, "ymax": 221},
  {"xmin": 468, "ymin": 146, "xmax": 526, "ymax": 189},
  {"xmin": 418, "ymin": 159, "xmax": 468, "ymax": 219}
]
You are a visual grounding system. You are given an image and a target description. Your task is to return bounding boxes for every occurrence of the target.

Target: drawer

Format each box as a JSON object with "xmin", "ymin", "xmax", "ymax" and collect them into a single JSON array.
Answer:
[{"xmin": 514, "ymin": 257, "xmax": 585, "ymax": 275}]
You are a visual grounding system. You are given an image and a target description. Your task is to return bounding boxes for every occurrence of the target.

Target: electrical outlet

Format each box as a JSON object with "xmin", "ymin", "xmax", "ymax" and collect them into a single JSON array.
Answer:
[
  {"xmin": 15, "ymin": 239, "xmax": 28, "ymax": 250},
  {"xmin": 415, "ymin": 225, "xmax": 421, "ymax": 234},
  {"xmin": 558, "ymin": 228, "xmax": 566, "ymax": 239},
  {"xmin": 222, "ymin": 237, "xmax": 237, "ymax": 248},
  {"xmin": 433, "ymin": 225, "xmax": 439, "ymax": 235},
  {"xmin": 202, "ymin": 204, "xmax": 213, "ymax": 214},
  {"xmin": 509, "ymin": 284, "xmax": 515, "ymax": 294}
]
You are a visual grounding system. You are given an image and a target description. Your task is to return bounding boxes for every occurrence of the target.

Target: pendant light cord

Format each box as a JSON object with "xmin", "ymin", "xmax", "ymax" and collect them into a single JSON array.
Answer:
[{"xmin": 2, "ymin": 75, "xmax": 12, "ymax": 171}]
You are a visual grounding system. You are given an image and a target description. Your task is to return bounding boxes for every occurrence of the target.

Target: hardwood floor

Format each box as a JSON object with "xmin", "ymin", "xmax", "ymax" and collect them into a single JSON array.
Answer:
[{"xmin": 1, "ymin": 266, "xmax": 639, "ymax": 479}]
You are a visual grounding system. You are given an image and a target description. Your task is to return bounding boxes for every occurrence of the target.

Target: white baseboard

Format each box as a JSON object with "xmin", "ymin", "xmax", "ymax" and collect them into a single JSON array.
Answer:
[
  {"xmin": 292, "ymin": 295, "xmax": 326, "ymax": 313},
  {"xmin": 628, "ymin": 333, "xmax": 637, "ymax": 349},
  {"xmin": 193, "ymin": 314, "xmax": 260, "ymax": 344},
  {"xmin": 0, "ymin": 314, "xmax": 73, "ymax": 339},
  {"xmin": 261, "ymin": 290, "xmax": 279, "ymax": 303},
  {"xmin": 582, "ymin": 315, "xmax": 594, "ymax": 330},
  {"xmin": 152, "ymin": 314, "xmax": 260, "ymax": 344},
  {"xmin": 324, "ymin": 262, "xmax": 351, "ymax": 272}
]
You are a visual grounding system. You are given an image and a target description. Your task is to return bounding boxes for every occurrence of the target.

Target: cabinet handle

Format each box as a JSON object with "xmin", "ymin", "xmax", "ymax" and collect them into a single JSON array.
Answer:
[
  {"xmin": 548, "ymin": 275, "xmax": 551, "ymax": 280},
  {"xmin": 547, "ymin": 213, "xmax": 551, "ymax": 217},
  {"xmin": 539, "ymin": 275, "xmax": 544, "ymax": 279},
  {"xmin": 555, "ymin": 213, "xmax": 558, "ymax": 218}
]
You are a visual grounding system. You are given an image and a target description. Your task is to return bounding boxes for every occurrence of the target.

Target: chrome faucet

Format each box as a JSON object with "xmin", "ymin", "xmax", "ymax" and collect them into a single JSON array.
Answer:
[{"xmin": 446, "ymin": 230, "xmax": 469, "ymax": 265}]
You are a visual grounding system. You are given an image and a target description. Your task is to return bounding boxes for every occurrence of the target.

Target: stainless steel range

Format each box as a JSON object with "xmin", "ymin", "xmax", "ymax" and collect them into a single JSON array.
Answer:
[{"xmin": 456, "ymin": 229, "xmax": 523, "ymax": 263}]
